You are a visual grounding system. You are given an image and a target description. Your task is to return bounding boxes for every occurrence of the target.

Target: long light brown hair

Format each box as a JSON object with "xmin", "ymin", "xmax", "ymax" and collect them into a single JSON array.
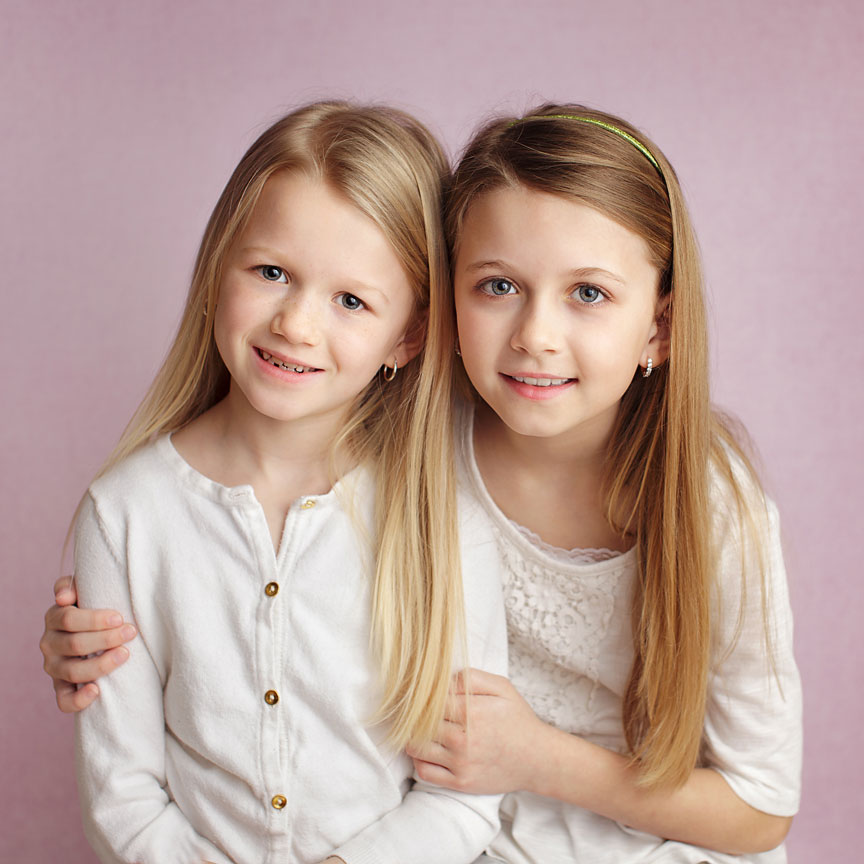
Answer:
[
  {"xmin": 446, "ymin": 103, "xmax": 765, "ymax": 788},
  {"xmin": 77, "ymin": 101, "xmax": 462, "ymax": 748}
]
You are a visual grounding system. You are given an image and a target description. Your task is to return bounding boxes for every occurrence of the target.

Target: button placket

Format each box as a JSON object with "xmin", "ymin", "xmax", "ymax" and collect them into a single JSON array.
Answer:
[
  {"xmin": 261, "ymin": 494, "xmax": 324, "ymax": 827},
  {"xmin": 251, "ymin": 506, "xmax": 286, "ymax": 826}
]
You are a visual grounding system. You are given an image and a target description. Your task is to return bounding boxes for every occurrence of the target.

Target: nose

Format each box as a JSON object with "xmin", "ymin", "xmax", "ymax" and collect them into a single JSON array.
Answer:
[
  {"xmin": 270, "ymin": 291, "xmax": 321, "ymax": 346},
  {"xmin": 510, "ymin": 295, "xmax": 562, "ymax": 356}
]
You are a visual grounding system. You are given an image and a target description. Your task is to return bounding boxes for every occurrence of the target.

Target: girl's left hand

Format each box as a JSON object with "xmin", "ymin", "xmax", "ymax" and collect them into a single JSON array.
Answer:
[{"xmin": 407, "ymin": 668, "xmax": 548, "ymax": 795}]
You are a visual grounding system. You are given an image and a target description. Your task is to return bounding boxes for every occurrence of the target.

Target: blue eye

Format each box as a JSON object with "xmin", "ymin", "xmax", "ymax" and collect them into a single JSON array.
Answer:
[
  {"xmin": 575, "ymin": 284, "xmax": 604, "ymax": 303},
  {"xmin": 482, "ymin": 278, "xmax": 517, "ymax": 296},
  {"xmin": 337, "ymin": 293, "xmax": 365, "ymax": 311},
  {"xmin": 258, "ymin": 265, "xmax": 288, "ymax": 283}
]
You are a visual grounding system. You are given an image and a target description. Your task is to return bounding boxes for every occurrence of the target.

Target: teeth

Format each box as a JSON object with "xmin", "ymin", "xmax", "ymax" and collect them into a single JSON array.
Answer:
[
  {"xmin": 260, "ymin": 351, "xmax": 315, "ymax": 373},
  {"xmin": 512, "ymin": 375, "xmax": 570, "ymax": 387}
]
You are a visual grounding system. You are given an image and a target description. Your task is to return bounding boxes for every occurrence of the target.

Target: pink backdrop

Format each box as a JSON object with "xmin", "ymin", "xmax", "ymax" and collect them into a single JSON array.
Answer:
[{"xmin": 3, "ymin": 0, "xmax": 862, "ymax": 859}]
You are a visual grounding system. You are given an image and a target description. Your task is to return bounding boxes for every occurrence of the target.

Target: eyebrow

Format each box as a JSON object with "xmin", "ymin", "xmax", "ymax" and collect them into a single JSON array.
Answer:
[{"xmin": 464, "ymin": 259, "xmax": 628, "ymax": 286}]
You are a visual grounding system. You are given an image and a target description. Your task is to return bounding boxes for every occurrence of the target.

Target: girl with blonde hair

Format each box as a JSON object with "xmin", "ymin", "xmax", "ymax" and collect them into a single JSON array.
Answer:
[
  {"xmin": 61, "ymin": 100, "xmax": 507, "ymax": 864},
  {"xmin": 406, "ymin": 104, "xmax": 801, "ymax": 862}
]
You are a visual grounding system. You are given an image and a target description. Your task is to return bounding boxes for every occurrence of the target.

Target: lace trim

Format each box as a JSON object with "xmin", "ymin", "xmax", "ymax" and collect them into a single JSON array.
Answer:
[{"xmin": 509, "ymin": 520, "xmax": 624, "ymax": 565}]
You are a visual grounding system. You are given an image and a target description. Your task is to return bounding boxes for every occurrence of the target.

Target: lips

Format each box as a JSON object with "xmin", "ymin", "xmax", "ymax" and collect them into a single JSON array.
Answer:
[
  {"xmin": 257, "ymin": 349, "xmax": 320, "ymax": 373},
  {"xmin": 501, "ymin": 373, "xmax": 577, "ymax": 401},
  {"xmin": 508, "ymin": 374, "xmax": 572, "ymax": 387}
]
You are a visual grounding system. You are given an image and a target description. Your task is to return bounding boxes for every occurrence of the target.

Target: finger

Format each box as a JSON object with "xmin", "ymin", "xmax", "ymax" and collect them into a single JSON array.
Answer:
[
  {"xmin": 413, "ymin": 758, "xmax": 461, "ymax": 789},
  {"xmin": 438, "ymin": 718, "xmax": 471, "ymax": 751},
  {"xmin": 452, "ymin": 667, "xmax": 509, "ymax": 696},
  {"xmin": 47, "ymin": 646, "xmax": 130, "ymax": 684},
  {"xmin": 43, "ymin": 623, "xmax": 136, "ymax": 662},
  {"xmin": 443, "ymin": 693, "xmax": 468, "ymax": 725},
  {"xmin": 55, "ymin": 681, "xmax": 100, "ymax": 714},
  {"xmin": 53, "ymin": 575, "xmax": 76, "ymax": 605},
  {"xmin": 405, "ymin": 738, "xmax": 452, "ymax": 764},
  {"xmin": 45, "ymin": 603, "xmax": 126, "ymax": 633}
]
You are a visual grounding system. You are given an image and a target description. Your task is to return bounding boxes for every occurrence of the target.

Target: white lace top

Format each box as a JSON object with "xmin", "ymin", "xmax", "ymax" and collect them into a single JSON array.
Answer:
[{"xmin": 457, "ymin": 407, "xmax": 802, "ymax": 864}]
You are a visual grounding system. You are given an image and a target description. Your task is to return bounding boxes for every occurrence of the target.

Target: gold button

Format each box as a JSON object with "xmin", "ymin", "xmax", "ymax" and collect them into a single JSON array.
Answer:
[
  {"xmin": 264, "ymin": 582, "xmax": 279, "ymax": 597},
  {"xmin": 300, "ymin": 499, "xmax": 316, "ymax": 510},
  {"xmin": 264, "ymin": 690, "xmax": 279, "ymax": 705},
  {"xmin": 271, "ymin": 794, "xmax": 287, "ymax": 810}
]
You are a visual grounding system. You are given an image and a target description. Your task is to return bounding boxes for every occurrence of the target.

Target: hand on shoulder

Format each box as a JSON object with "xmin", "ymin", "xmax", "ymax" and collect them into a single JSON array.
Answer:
[{"xmin": 40, "ymin": 575, "xmax": 135, "ymax": 712}]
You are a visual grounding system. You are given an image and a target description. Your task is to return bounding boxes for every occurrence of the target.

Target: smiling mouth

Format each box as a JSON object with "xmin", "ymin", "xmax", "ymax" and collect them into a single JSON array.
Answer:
[
  {"xmin": 258, "ymin": 349, "xmax": 320, "ymax": 373},
  {"xmin": 507, "ymin": 375, "xmax": 573, "ymax": 387}
]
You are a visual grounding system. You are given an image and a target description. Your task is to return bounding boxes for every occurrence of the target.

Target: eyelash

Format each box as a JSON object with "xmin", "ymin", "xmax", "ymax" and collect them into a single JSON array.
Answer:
[
  {"xmin": 476, "ymin": 277, "xmax": 608, "ymax": 306},
  {"xmin": 336, "ymin": 293, "xmax": 365, "ymax": 312},
  {"xmin": 255, "ymin": 267, "xmax": 367, "ymax": 312},
  {"xmin": 573, "ymin": 284, "xmax": 607, "ymax": 305},
  {"xmin": 477, "ymin": 277, "xmax": 517, "ymax": 297},
  {"xmin": 257, "ymin": 265, "xmax": 288, "ymax": 283}
]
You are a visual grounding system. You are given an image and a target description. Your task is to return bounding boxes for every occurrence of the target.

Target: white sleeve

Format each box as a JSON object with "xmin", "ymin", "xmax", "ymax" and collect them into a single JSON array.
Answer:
[
  {"xmin": 74, "ymin": 493, "xmax": 231, "ymax": 864},
  {"xmin": 329, "ymin": 495, "xmax": 508, "ymax": 864},
  {"xmin": 703, "ymin": 496, "xmax": 802, "ymax": 817}
]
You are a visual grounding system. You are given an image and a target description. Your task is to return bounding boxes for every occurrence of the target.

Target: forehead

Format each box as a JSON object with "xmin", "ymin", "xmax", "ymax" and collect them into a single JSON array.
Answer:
[
  {"xmin": 238, "ymin": 171, "xmax": 410, "ymax": 283},
  {"xmin": 457, "ymin": 184, "xmax": 656, "ymax": 276}
]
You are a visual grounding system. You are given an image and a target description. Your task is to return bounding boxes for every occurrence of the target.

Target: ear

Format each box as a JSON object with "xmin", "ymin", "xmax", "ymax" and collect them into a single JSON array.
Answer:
[
  {"xmin": 641, "ymin": 294, "xmax": 671, "ymax": 369},
  {"xmin": 391, "ymin": 308, "xmax": 428, "ymax": 368}
]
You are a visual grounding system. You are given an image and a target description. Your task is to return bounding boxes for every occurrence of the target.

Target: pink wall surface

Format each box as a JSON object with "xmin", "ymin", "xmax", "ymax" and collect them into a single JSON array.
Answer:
[{"xmin": 3, "ymin": 0, "xmax": 861, "ymax": 859}]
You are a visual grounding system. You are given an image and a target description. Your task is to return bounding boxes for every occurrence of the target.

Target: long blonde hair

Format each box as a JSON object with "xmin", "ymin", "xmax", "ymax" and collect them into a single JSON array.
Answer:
[
  {"xmin": 79, "ymin": 101, "xmax": 462, "ymax": 748},
  {"xmin": 446, "ymin": 103, "xmax": 765, "ymax": 788}
]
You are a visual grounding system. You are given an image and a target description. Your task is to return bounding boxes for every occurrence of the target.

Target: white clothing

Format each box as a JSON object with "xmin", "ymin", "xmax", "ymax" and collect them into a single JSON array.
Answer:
[
  {"xmin": 74, "ymin": 435, "xmax": 508, "ymax": 864},
  {"xmin": 455, "ymin": 410, "xmax": 802, "ymax": 864}
]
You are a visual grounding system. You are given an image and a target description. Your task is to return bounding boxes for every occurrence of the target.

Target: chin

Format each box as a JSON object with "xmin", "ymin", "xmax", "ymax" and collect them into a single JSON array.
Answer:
[{"xmin": 494, "ymin": 408, "xmax": 567, "ymax": 440}]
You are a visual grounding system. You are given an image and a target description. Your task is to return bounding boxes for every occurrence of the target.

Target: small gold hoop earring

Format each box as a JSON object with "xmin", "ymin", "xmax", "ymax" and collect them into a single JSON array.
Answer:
[
  {"xmin": 642, "ymin": 358, "xmax": 653, "ymax": 378},
  {"xmin": 382, "ymin": 360, "xmax": 398, "ymax": 382}
]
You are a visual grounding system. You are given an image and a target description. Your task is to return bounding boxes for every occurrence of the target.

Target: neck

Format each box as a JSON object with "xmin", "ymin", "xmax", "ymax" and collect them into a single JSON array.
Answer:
[
  {"xmin": 223, "ymin": 393, "xmax": 337, "ymax": 481},
  {"xmin": 178, "ymin": 385, "xmax": 353, "ymax": 496}
]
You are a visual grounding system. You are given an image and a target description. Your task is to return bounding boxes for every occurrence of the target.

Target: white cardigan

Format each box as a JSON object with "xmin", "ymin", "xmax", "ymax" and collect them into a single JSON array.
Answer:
[
  {"xmin": 454, "ymin": 410, "xmax": 802, "ymax": 864},
  {"xmin": 74, "ymin": 435, "xmax": 508, "ymax": 864}
]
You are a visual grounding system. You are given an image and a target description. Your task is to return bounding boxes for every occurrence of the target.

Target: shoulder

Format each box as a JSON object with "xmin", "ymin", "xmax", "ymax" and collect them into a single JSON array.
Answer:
[
  {"xmin": 82, "ymin": 437, "xmax": 187, "ymax": 538},
  {"xmin": 706, "ymin": 440, "xmax": 792, "ymax": 650},
  {"xmin": 88, "ymin": 437, "xmax": 175, "ymax": 501},
  {"xmin": 708, "ymin": 439, "xmax": 778, "ymax": 547}
]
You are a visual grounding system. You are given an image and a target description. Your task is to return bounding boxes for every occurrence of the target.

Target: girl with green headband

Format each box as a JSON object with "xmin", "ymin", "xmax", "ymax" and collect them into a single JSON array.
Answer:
[
  {"xmin": 404, "ymin": 104, "xmax": 800, "ymax": 862},
  {"xmin": 40, "ymin": 104, "xmax": 800, "ymax": 863}
]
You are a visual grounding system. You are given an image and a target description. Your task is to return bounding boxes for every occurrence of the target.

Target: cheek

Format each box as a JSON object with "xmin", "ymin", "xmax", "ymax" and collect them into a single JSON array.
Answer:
[
  {"xmin": 334, "ymin": 318, "xmax": 398, "ymax": 373},
  {"xmin": 455, "ymin": 297, "xmax": 491, "ymax": 353},
  {"xmin": 212, "ymin": 298, "xmax": 245, "ymax": 355},
  {"xmin": 211, "ymin": 306, "xmax": 232, "ymax": 359},
  {"xmin": 592, "ymin": 309, "xmax": 654, "ymax": 356}
]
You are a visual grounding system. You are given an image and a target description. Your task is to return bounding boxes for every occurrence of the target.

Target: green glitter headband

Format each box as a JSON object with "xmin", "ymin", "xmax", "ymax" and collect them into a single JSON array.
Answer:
[{"xmin": 509, "ymin": 114, "xmax": 662, "ymax": 173}]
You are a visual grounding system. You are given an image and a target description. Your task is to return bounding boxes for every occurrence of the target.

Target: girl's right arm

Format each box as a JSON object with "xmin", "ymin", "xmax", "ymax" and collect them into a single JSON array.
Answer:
[
  {"xmin": 40, "ymin": 576, "xmax": 135, "ymax": 712},
  {"xmin": 74, "ymin": 493, "xmax": 230, "ymax": 864}
]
